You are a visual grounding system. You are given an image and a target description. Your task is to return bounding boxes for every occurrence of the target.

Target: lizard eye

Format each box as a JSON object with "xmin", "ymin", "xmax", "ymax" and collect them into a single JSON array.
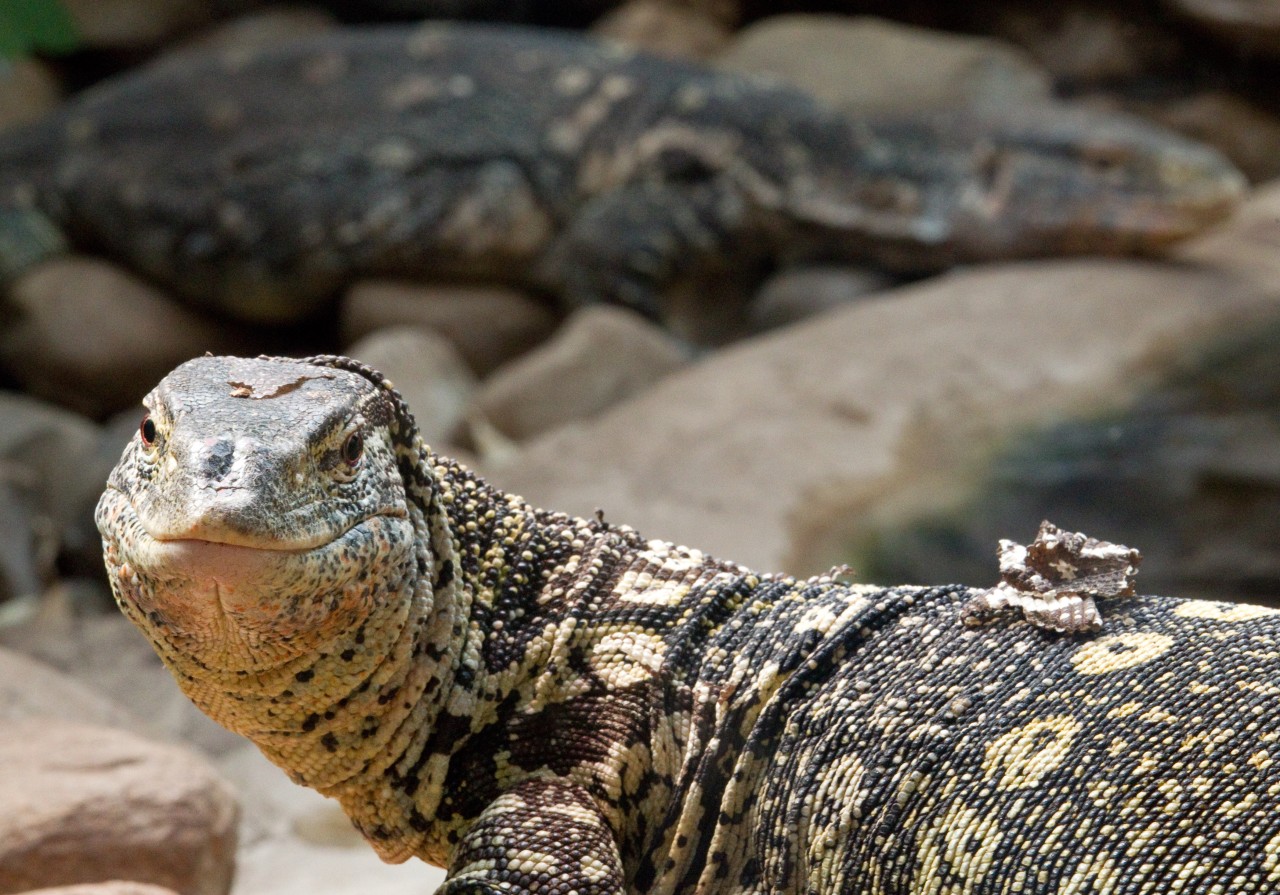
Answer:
[
  {"xmin": 140, "ymin": 414, "xmax": 157, "ymax": 448},
  {"xmin": 341, "ymin": 431, "xmax": 364, "ymax": 467}
]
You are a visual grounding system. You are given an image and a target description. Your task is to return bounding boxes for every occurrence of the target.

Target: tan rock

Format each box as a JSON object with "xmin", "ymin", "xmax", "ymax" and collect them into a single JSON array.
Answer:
[
  {"xmin": 0, "ymin": 394, "xmax": 100, "ymax": 602},
  {"xmin": 231, "ymin": 836, "xmax": 443, "ymax": 895},
  {"xmin": 592, "ymin": 1, "xmax": 732, "ymax": 60},
  {"xmin": 21, "ymin": 884, "xmax": 180, "ymax": 895},
  {"xmin": 472, "ymin": 306, "xmax": 688, "ymax": 443},
  {"xmin": 58, "ymin": 0, "xmax": 222, "ymax": 49},
  {"xmin": 1134, "ymin": 91, "xmax": 1280, "ymax": 184},
  {"xmin": 215, "ymin": 745, "xmax": 443, "ymax": 894},
  {"xmin": 977, "ymin": 2, "xmax": 1181, "ymax": 88},
  {"xmin": 0, "ymin": 60, "xmax": 61, "ymax": 133},
  {"xmin": 341, "ymin": 281, "xmax": 558, "ymax": 376},
  {"xmin": 748, "ymin": 266, "xmax": 894, "ymax": 333},
  {"xmin": 716, "ymin": 15, "xmax": 1052, "ymax": 115},
  {"xmin": 175, "ymin": 5, "xmax": 338, "ymax": 54},
  {"xmin": 0, "ymin": 647, "xmax": 134, "ymax": 728},
  {"xmin": 0, "ymin": 257, "xmax": 244, "ymax": 418},
  {"xmin": 0, "ymin": 720, "xmax": 238, "ymax": 895},
  {"xmin": 1178, "ymin": 178, "xmax": 1280, "ymax": 285},
  {"xmin": 346, "ymin": 327, "xmax": 477, "ymax": 448},
  {"xmin": 1163, "ymin": 0, "xmax": 1280, "ymax": 56},
  {"xmin": 488, "ymin": 258, "xmax": 1280, "ymax": 575},
  {"xmin": 0, "ymin": 611, "xmax": 246, "ymax": 760},
  {"xmin": 0, "ymin": 394, "xmax": 99, "ymax": 534}
]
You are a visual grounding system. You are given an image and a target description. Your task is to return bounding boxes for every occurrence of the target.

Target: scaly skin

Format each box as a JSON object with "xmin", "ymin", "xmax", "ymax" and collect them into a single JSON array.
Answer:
[
  {"xmin": 2, "ymin": 24, "xmax": 1247, "ymax": 323},
  {"xmin": 99, "ymin": 355, "xmax": 1280, "ymax": 893}
]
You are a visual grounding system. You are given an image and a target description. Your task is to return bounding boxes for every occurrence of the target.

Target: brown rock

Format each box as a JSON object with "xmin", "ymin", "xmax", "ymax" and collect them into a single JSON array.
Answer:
[
  {"xmin": 56, "ymin": 0, "xmax": 256, "ymax": 50},
  {"xmin": 976, "ymin": 3, "xmax": 1182, "ymax": 89},
  {"xmin": 0, "ymin": 257, "xmax": 244, "ymax": 418},
  {"xmin": 473, "ymin": 306, "xmax": 688, "ymax": 443},
  {"xmin": 341, "ymin": 281, "xmax": 558, "ymax": 376},
  {"xmin": 1178, "ymin": 178, "xmax": 1280, "ymax": 285},
  {"xmin": 0, "ymin": 610, "xmax": 247, "ymax": 760},
  {"xmin": 488, "ymin": 259, "xmax": 1280, "ymax": 574},
  {"xmin": 0, "ymin": 647, "xmax": 134, "ymax": 728},
  {"xmin": 345, "ymin": 327, "xmax": 477, "ymax": 448},
  {"xmin": 20, "ymin": 884, "xmax": 179, "ymax": 895},
  {"xmin": 0, "ymin": 394, "xmax": 100, "ymax": 602},
  {"xmin": 175, "ymin": 5, "xmax": 338, "ymax": 54},
  {"xmin": 0, "ymin": 720, "xmax": 238, "ymax": 895},
  {"xmin": 748, "ymin": 266, "xmax": 895, "ymax": 333},
  {"xmin": 592, "ymin": 1, "xmax": 731, "ymax": 60},
  {"xmin": 716, "ymin": 15, "xmax": 1052, "ymax": 115},
  {"xmin": 1130, "ymin": 91, "xmax": 1280, "ymax": 184},
  {"xmin": 218, "ymin": 742, "xmax": 447, "ymax": 892},
  {"xmin": 1163, "ymin": 0, "xmax": 1280, "ymax": 56},
  {"xmin": 0, "ymin": 60, "xmax": 61, "ymax": 134}
]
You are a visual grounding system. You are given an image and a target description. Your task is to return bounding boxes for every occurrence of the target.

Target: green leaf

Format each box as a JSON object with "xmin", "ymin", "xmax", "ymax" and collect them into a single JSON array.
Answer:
[{"xmin": 0, "ymin": 0, "xmax": 81, "ymax": 60}]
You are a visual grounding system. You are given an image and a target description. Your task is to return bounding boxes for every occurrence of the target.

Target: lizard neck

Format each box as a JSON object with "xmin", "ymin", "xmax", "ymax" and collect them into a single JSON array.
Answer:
[
  {"xmin": 331, "ymin": 450, "xmax": 630, "ymax": 863},
  {"xmin": 397, "ymin": 454, "xmax": 785, "ymax": 870}
]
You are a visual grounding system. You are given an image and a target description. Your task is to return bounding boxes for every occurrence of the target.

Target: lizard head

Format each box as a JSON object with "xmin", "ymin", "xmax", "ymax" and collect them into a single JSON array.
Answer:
[
  {"xmin": 776, "ymin": 105, "xmax": 1247, "ymax": 268},
  {"xmin": 940, "ymin": 105, "xmax": 1248, "ymax": 258},
  {"xmin": 96, "ymin": 355, "xmax": 421, "ymax": 671}
]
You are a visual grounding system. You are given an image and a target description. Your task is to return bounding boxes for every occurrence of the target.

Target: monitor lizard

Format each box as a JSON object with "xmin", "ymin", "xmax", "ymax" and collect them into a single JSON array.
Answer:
[
  {"xmin": 1, "ymin": 23, "xmax": 1246, "ymax": 324},
  {"xmin": 97, "ymin": 354, "xmax": 1280, "ymax": 893}
]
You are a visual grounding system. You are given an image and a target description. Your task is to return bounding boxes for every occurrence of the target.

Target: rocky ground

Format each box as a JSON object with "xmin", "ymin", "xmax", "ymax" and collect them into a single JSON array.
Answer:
[{"xmin": 2, "ymin": 0, "xmax": 1280, "ymax": 892}]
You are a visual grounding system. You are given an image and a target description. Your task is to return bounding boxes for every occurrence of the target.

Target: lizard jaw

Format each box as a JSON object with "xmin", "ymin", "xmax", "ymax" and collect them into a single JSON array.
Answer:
[
  {"xmin": 133, "ymin": 537, "xmax": 312, "ymax": 590},
  {"xmin": 100, "ymin": 489, "xmax": 417, "ymax": 664}
]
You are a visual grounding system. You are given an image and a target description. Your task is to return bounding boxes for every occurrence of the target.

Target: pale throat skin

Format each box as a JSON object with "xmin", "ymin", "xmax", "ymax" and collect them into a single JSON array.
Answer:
[{"xmin": 100, "ymin": 355, "xmax": 1280, "ymax": 895}]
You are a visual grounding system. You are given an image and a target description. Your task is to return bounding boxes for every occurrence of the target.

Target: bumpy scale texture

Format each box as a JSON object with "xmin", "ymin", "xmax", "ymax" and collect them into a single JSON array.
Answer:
[
  {"xmin": 98, "ymin": 355, "xmax": 1280, "ymax": 894},
  {"xmin": 0, "ymin": 24, "xmax": 1246, "ymax": 322}
]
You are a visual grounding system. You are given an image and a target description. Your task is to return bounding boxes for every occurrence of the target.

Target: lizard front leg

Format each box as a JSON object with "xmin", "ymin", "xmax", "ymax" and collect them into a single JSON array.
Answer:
[
  {"xmin": 439, "ymin": 776, "xmax": 626, "ymax": 895},
  {"xmin": 543, "ymin": 175, "xmax": 768, "ymax": 326}
]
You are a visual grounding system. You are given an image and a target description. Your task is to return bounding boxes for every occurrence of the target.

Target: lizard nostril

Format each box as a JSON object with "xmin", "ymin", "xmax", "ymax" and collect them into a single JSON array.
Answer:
[{"xmin": 201, "ymin": 438, "xmax": 236, "ymax": 482}]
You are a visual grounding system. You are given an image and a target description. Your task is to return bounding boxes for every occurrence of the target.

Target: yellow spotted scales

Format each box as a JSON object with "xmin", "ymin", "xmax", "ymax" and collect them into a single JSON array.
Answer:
[{"xmin": 97, "ymin": 355, "xmax": 1280, "ymax": 894}]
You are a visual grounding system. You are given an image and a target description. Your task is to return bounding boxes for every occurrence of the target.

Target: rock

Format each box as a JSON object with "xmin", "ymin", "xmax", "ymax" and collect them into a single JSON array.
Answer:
[
  {"xmin": 0, "ymin": 393, "xmax": 101, "ymax": 602},
  {"xmin": 1178, "ymin": 178, "xmax": 1280, "ymax": 286},
  {"xmin": 215, "ymin": 745, "xmax": 442, "ymax": 894},
  {"xmin": 716, "ymin": 15, "xmax": 1053, "ymax": 115},
  {"xmin": 345, "ymin": 327, "xmax": 477, "ymax": 448},
  {"xmin": 0, "ymin": 609, "xmax": 247, "ymax": 759},
  {"xmin": 216, "ymin": 745, "xmax": 343, "ymax": 845},
  {"xmin": 19, "ymin": 883, "xmax": 179, "ymax": 895},
  {"xmin": 176, "ymin": 5, "xmax": 339, "ymax": 53},
  {"xmin": 0, "ymin": 720, "xmax": 238, "ymax": 895},
  {"xmin": 312, "ymin": 0, "xmax": 538, "ymax": 23},
  {"xmin": 341, "ymin": 282, "xmax": 558, "ymax": 377},
  {"xmin": 747, "ymin": 266, "xmax": 895, "ymax": 333},
  {"xmin": 0, "ymin": 60, "xmax": 61, "ymax": 134},
  {"xmin": 1125, "ymin": 90, "xmax": 1280, "ymax": 184},
  {"xmin": 0, "ymin": 393, "xmax": 100, "ymax": 529},
  {"xmin": 837, "ymin": 345, "xmax": 1280, "ymax": 605},
  {"xmin": 473, "ymin": 306, "xmax": 688, "ymax": 443},
  {"xmin": 974, "ymin": 2, "xmax": 1182, "ymax": 90},
  {"xmin": 0, "ymin": 257, "xmax": 245, "ymax": 418},
  {"xmin": 1163, "ymin": 0, "xmax": 1280, "ymax": 56},
  {"xmin": 0, "ymin": 478, "xmax": 43, "ymax": 606},
  {"xmin": 57, "ymin": 0, "xmax": 250, "ymax": 50},
  {"xmin": 488, "ymin": 258, "xmax": 1280, "ymax": 576},
  {"xmin": 592, "ymin": 1, "xmax": 731, "ymax": 60},
  {"xmin": 0, "ymin": 646, "xmax": 135, "ymax": 728},
  {"xmin": 232, "ymin": 836, "xmax": 444, "ymax": 895},
  {"xmin": 58, "ymin": 409, "xmax": 147, "ymax": 581}
]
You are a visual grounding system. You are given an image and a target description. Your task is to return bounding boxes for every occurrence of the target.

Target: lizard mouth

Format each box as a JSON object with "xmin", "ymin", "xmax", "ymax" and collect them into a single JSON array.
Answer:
[
  {"xmin": 138, "ymin": 537, "xmax": 316, "ymax": 587},
  {"xmin": 130, "ymin": 510, "xmax": 408, "ymax": 585},
  {"xmin": 100, "ymin": 500, "xmax": 416, "ymax": 659}
]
